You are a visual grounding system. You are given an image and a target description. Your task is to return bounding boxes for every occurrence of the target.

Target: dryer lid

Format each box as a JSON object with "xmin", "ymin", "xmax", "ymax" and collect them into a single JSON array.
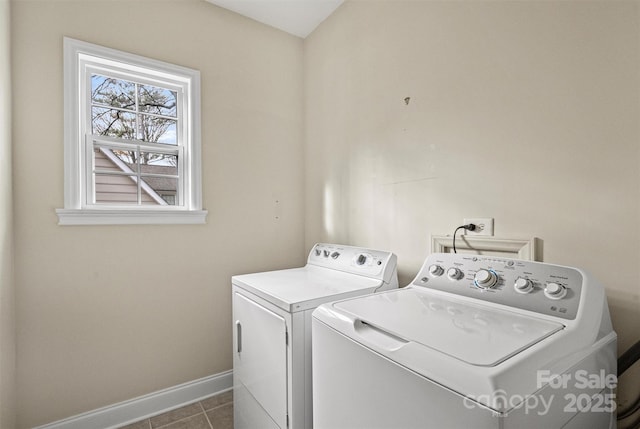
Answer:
[
  {"xmin": 331, "ymin": 288, "xmax": 564, "ymax": 367},
  {"xmin": 232, "ymin": 266, "xmax": 383, "ymax": 312}
]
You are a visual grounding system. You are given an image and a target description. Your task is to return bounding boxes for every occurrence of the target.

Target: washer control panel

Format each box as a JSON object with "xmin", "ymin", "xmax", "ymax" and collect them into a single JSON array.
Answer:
[
  {"xmin": 413, "ymin": 253, "xmax": 582, "ymax": 320},
  {"xmin": 308, "ymin": 243, "xmax": 395, "ymax": 280}
]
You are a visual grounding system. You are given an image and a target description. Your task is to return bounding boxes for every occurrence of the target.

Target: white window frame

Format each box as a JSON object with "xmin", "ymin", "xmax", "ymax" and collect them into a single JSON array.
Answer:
[{"xmin": 56, "ymin": 37, "xmax": 207, "ymax": 225}]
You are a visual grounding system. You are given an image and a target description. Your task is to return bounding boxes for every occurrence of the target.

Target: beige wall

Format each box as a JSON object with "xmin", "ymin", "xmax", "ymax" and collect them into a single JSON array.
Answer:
[
  {"xmin": 1, "ymin": 0, "xmax": 16, "ymax": 427},
  {"xmin": 305, "ymin": 0, "xmax": 639, "ymax": 406},
  {"xmin": 11, "ymin": 1, "xmax": 304, "ymax": 427}
]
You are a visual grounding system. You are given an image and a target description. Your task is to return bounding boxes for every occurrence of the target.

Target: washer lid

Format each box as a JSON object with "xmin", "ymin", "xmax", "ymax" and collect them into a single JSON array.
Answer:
[
  {"xmin": 332, "ymin": 288, "xmax": 564, "ymax": 367},
  {"xmin": 232, "ymin": 265, "xmax": 383, "ymax": 312}
]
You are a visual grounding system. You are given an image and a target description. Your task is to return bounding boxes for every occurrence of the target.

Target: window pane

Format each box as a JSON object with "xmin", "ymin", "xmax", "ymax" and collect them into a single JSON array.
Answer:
[
  {"xmin": 141, "ymin": 177, "xmax": 178, "ymax": 206},
  {"xmin": 138, "ymin": 84, "xmax": 177, "ymax": 117},
  {"xmin": 110, "ymin": 149, "xmax": 138, "ymax": 167},
  {"xmin": 94, "ymin": 147, "xmax": 122, "ymax": 172},
  {"xmin": 92, "ymin": 107, "xmax": 137, "ymax": 139},
  {"xmin": 139, "ymin": 151, "xmax": 177, "ymax": 169},
  {"xmin": 94, "ymin": 146, "xmax": 138, "ymax": 171},
  {"xmin": 94, "ymin": 173, "xmax": 138, "ymax": 204},
  {"xmin": 91, "ymin": 75, "xmax": 136, "ymax": 110},
  {"xmin": 139, "ymin": 114, "xmax": 177, "ymax": 145}
]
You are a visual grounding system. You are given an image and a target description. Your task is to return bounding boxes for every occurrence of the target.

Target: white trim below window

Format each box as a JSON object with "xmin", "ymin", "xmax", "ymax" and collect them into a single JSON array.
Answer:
[{"xmin": 56, "ymin": 208, "xmax": 208, "ymax": 225}]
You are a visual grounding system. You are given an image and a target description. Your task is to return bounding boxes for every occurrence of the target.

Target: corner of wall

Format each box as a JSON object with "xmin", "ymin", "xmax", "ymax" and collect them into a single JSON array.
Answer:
[{"xmin": 0, "ymin": 0, "xmax": 16, "ymax": 427}]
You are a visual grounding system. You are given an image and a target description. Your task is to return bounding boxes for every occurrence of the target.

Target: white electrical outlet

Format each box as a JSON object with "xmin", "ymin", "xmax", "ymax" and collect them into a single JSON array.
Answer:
[{"xmin": 463, "ymin": 218, "xmax": 494, "ymax": 236}]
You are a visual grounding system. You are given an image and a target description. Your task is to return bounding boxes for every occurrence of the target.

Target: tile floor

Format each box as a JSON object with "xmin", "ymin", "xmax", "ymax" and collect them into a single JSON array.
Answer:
[{"xmin": 118, "ymin": 390, "xmax": 232, "ymax": 429}]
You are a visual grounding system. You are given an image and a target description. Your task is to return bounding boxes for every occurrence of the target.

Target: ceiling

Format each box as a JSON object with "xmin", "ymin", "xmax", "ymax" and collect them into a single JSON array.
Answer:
[{"xmin": 205, "ymin": 0, "xmax": 344, "ymax": 38}]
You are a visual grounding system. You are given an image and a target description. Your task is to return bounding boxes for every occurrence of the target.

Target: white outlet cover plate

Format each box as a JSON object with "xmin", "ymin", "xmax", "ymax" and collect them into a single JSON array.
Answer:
[{"xmin": 463, "ymin": 218, "xmax": 494, "ymax": 236}]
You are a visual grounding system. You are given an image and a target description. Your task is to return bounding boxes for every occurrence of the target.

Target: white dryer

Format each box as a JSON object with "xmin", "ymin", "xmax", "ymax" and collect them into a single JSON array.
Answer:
[
  {"xmin": 312, "ymin": 253, "xmax": 617, "ymax": 429},
  {"xmin": 232, "ymin": 243, "xmax": 398, "ymax": 429}
]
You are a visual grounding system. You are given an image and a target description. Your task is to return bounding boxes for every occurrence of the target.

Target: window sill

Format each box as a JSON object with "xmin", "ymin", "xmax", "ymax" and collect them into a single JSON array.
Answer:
[{"xmin": 56, "ymin": 208, "xmax": 208, "ymax": 225}]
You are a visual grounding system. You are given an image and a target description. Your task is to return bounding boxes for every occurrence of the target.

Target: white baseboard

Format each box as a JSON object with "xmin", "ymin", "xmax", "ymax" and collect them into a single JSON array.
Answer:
[{"xmin": 34, "ymin": 370, "xmax": 233, "ymax": 429}]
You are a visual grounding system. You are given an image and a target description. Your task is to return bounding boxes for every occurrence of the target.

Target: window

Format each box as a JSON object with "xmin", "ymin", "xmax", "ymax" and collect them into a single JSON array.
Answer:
[{"xmin": 56, "ymin": 37, "xmax": 206, "ymax": 225}]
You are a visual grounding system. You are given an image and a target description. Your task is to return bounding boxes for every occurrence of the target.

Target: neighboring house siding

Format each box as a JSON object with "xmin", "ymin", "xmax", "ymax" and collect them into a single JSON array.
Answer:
[{"xmin": 94, "ymin": 149, "xmax": 157, "ymax": 204}]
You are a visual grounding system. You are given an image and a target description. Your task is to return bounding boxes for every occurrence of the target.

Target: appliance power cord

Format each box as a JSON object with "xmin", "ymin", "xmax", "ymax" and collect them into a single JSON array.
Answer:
[
  {"xmin": 452, "ymin": 224, "xmax": 476, "ymax": 253},
  {"xmin": 618, "ymin": 339, "xmax": 640, "ymax": 426}
]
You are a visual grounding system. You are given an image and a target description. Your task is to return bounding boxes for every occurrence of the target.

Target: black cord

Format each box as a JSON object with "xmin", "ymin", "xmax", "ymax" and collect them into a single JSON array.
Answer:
[
  {"xmin": 618, "ymin": 339, "xmax": 640, "ymax": 422},
  {"xmin": 619, "ymin": 339, "xmax": 640, "ymax": 377},
  {"xmin": 452, "ymin": 224, "xmax": 476, "ymax": 253}
]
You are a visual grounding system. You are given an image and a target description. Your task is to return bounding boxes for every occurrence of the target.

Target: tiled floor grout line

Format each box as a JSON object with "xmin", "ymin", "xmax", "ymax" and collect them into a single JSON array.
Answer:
[
  {"xmin": 153, "ymin": 411, "xmax": 205, "ymax": 429},
  {"xmin": 199, "ymin": 401, "xmax": 215, "ymax": 429},
  {"xmin": 206, "ymin": 400, "xmax": 235, "ymax": 429}
]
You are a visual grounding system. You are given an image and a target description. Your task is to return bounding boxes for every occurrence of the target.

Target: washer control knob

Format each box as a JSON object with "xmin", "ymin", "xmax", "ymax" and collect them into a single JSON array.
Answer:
[
  {"xmin": 447, "ymin": 267, "xmax": 464, "ymax": 281},
  {"xmin": 356, "ymin": 254, "xmax": 367, "ymax": 265},
  {"xmin": 323, "ymin": 250, "xmax": 330, "ymax": 257},
  {"xmin": 544, "ymin": 282, "xmax": 567, "ymax": 300},
  {"xmin": 315, "ymin": 248, "xmax": 321, "ymax": 256},
  {"xmin": 514, "ymin": 277, "xmax": 533, "ymax": 294},
  {"xmin": 429, "ymin": 264, "xmax": 444, "ymax": 277},
  {"xmin": 474, "ymin": 269, "xmax": 498, "ymax": 289},
  {"xmin": 331, "ymin": 251, "xmax": 340, "ymax": 259}
]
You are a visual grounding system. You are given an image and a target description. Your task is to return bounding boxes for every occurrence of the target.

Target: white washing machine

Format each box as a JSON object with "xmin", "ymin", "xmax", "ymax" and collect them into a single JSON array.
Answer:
[
  {"xmin": 232, "ymin": 243, "xmax": 398, "ymax": 429},
  {"xmin": 312, "ymin": 252, "xmax": 617, "ymax": 429}
]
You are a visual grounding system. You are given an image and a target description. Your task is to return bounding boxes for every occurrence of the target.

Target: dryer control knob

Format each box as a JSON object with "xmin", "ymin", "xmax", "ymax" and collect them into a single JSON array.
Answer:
[
  {"xmin": 447, "ymin": 267, "xmax": 464, "ymax": 281},
  {"xmin": 514, "ymin": 277, "xmax": 533, "ymax": 294},
  {"xmin": 544, "ymin": 282, "xmax": 567, "ymax": 300},
  {"xmin": 474, "ymin": 269, "xmax": 498, "ymax": 289},
  {"xmin": 429, "ymin": 264, "xmax": 444, "ymax": 277}
]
